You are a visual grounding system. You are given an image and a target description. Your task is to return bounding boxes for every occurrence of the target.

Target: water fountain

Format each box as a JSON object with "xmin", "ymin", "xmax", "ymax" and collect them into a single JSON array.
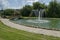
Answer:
[
  {"xmin": 38, "ymin": 9, "xmax": 49, "ymax": 23},
  {"xmin": 27, "ymin": 9, "xmax": 49, "ymax": 23},
  {"xmin": 11, "ymin": 0, "xmax": 60, "ymax": 31},
  {"xmin": 11, "ymin": 9, "xmax": 60, "ymax": 31}
]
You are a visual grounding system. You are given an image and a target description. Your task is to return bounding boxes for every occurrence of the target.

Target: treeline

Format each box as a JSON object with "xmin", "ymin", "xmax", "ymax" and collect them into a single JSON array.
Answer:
[
  {"xmin": 0, "ymin": 0, "xmax": 60, "ymax": 18},
  {"xmin": 46, "ymin": 0, "xmax": 60, "ymax": 18}
]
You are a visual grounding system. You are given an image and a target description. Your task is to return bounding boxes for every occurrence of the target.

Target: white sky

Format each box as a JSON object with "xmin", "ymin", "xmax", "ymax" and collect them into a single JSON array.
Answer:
[{"xmin": 1, "ymin": 0, "xmax": 59, "ymax": 9}]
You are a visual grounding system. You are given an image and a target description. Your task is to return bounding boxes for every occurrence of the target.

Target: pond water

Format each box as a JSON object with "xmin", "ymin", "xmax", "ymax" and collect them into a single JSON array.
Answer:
[{"xmin": 11, "ymin": 18, "xmax": 60, "ymax": 31}]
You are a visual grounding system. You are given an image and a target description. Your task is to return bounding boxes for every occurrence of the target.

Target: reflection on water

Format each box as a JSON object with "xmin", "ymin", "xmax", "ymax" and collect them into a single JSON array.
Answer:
[
  {"xmin": 11, "ymin": 18, "xmax": 60, "ymax": 30},
  {"xmin": 49, "ymin": 19, "xmax": 59, "ymax": 29}
]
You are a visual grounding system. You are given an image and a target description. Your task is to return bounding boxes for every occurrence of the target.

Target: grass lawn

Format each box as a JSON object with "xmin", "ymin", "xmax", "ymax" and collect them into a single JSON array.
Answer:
[{"xmin": 0, "ymin": 21, "xmax": 60, "ymax": 40}]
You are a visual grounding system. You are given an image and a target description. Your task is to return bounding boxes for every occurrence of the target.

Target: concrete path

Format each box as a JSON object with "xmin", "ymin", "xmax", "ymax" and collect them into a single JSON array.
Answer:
[{"xmin": 0, "ymin": 18, "xmax": 60, "ymax": 37}]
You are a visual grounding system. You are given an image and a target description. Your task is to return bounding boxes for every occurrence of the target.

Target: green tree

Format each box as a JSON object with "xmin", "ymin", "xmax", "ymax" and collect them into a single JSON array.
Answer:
[
  {"xmin": 21, "ymin": 5, "xmax": 33, "ymax": 17},
  {"xmin": 46, "ymin": 0, "xmax": 60, "ymax": 18},
  {"xmin": 33, "ymin": 2, "xmax": 46, "ymax": 10},
  {"xmin": 2, "ymin": 9, "xmax": 14, "ymax": 16}
]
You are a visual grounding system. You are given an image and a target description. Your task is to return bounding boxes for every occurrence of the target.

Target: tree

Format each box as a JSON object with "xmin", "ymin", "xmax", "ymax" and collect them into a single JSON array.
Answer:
[
  {"xmin": 1, "ymin": 9, "xmax": 14, "ymax": 17},
  {"xmin": 4, "ymin": 9, "xmax": 14, "ymax": 16},
  {"xmin": 33, "ymin": 2, "xmax": 46, "ymax": 10},
  {"xmin": 46, "ymin": 0, "xmax": 60, "ymax": 18},
  {"xmin": 20, "ymin": 5, "xmax": 33, "ymax": 17}
]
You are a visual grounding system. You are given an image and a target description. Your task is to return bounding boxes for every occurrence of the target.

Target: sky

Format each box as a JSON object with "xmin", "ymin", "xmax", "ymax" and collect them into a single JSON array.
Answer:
[{"xmin": 0, "ymin": 0, "xmax": 59, "ymax": 9}]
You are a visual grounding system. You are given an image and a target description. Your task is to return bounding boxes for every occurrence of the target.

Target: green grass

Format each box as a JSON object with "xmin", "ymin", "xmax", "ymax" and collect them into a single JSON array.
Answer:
[{"xmin": 0, "ymin": 21, "xmax": 60, "ymax": 40}]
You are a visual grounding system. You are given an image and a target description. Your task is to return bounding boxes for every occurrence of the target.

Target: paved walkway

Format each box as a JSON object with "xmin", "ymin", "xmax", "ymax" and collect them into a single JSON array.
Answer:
[{"xmin": 0, "ymin": 18, "xmax": 60, "ymax": 37}]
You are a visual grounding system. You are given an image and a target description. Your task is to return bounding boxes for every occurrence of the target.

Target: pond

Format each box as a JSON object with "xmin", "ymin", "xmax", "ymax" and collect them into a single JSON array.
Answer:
[{"xmin": 10, "ymin": 18, "xmax": 60, "ymax": 31}]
